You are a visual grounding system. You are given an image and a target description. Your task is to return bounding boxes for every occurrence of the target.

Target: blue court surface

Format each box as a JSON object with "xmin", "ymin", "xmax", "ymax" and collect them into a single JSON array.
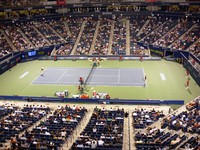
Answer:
[{"xmin": 32, "ymin": 67, "xmax": 145, "ymax": 86}]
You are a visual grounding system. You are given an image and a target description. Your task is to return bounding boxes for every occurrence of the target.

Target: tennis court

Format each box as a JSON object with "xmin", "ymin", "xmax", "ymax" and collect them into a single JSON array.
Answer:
[{"xmin": 32, "ymin": 67, "xmax": 145, "ymax": 86}]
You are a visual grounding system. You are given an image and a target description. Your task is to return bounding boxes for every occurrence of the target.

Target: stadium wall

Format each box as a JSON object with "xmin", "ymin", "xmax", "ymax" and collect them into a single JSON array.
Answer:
[
  {"xmin": 183, "ymin": 58, "xmax": 200, "ymax": 86},
  {"xmin": 0, "ymin": 95, "xmax": 184, "ymax": 105}
]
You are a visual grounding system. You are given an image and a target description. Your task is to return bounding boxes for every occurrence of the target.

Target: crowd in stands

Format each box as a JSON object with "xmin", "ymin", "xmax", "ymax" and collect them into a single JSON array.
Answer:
[
  {"xmin": 161, "ymin": 97, "xmax": 200, "ymax": 134},
  {"xmin": 93, "ymin": 18, "xmax": 111, "ymax": 55},
  {"xmin": 33, "ymin": 21, "xmax": 65, "ymax": 45},
  {"xmin": 0, "ymin": 16, "xmax": 200, "ymax": 60},
  {"xmin": 56, "ymin": 44, "xmax": 73, "ymax": 55},
  {"xmin": 0, "ymin": 0, "xmax": 125, "ymax": 6},
  {"xmin": 132, "ymin": 108, "xmax": 165, "ymax": 129},
  {"xmin": 154, "ymin": 19, "xmax": 193, "ymax": 48},
  {"xmin": 188, "ymin": 39, "xmax": 200, "ymax": 59},
  {"xmin": 134, "ymin": 97, "xmax": 200, "ymax": 150},
  {"xmin": 141, "ymin": 18, "xmax": 178, "ymax": 45},
  {"xmin": 0, "ymin": 103, "xmax": 50, "ymax": 148},
  {"xmin": 16, "ymin": 105, "xmax": 87, "ymax": 149},
  {"xmin": 180, "ymin": 136, "xmax": 200, "ymax": 150},
  {"xmin": 129, "ymin": 16, "xmax": 146, "ymax": 43},
  {"xmin": 3, "ymin": 24, "xmax": 34, "ymax": 51},
  {"xmin": 130, "ymin": 43, "xmax": 147, "ymax": 56},
  {"xmin": 0, "ymin": 33, "xmax": 13, "ymax": 58},
  {"xmin": 1, "ymin": 0, "xmax": 45, "ymax": 6},
  {"xmin": 48, "ymin": 18, "xmax": 69, "ymax": 41},
  {"xmin": 76, "ymin": 17, "xmax": 97, "ymax": 55},
  {"xmin": 135, "ymin": 126, "xmax": 187, "ymax": 149},
  {"xmin": 129, "ymin": 16, "xmax": 148, "ymax": 56},
  {"xmin": 112, "ymin": 18, "xmax": 126, "ymax": 55},
  {"xmin": 137, "ymin": 16, "xmax": 164, "ymax": 41},
  {"xmin": 54, "ymin": 17, "xmax": 83, "ymax": 56},
  {"xmin": 20, "ymin": 22, "xmax": 49, "ymax": 48},
  {"xmin": 71, "ymin": 107, "xmax": 124, "ymax": 149},
  {"xmin": 170, "ymin": 23, "xmax": 200, "ymax": 51},
  {"xmin": 0, "ymin": 98, "xmax": 199, "ymax": 149},
  {"xmin": 67, "ymin": 17, "xmax": 82, "ymax": 43}
]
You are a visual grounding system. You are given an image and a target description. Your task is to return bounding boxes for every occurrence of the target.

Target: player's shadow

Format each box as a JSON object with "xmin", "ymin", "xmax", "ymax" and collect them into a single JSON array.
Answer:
[
  {"xmin": 77, "ymin": 87, "xmax": 89, "ymax": 95},
  {"xmin": 187, "ymin": 89, "xmax": 192, "ymax": 95}
]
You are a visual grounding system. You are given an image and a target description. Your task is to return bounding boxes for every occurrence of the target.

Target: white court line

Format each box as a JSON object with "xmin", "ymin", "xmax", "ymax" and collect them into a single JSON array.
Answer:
[
  {"xmin": 19, "ymin": 71, "xmax": 29, "ymax": 79},
  {"xmin": 87, "ymin": 82, "xmax": 144, "ymax": 85},
  {"xmin": 33, "ymin": 81, "xmax": 80, "ymax": 84},
  {"xmin": 118, "ymin": 69, "xmax": 120, "ymax": 84},
  {"xmin": 160, "ymin": 73, "xmax": 166, "ymax": 80},
  {"xmin": 56, "ymin": 70, "xmax": 67, "ymax": 82},
  {"xmin": 33, "ymin": 81, "xmax": 144, "ymax": 85},
  {"xmin": 61, "ymin": 74, "xmax": 119, "ymax": 77},
  {"xmin": 47, "ymin": 68, "xmax": 91, "ymax": 70},
  {"xmin": 142, "ymin": 68, "xmax": 147, "ymax": 87}
]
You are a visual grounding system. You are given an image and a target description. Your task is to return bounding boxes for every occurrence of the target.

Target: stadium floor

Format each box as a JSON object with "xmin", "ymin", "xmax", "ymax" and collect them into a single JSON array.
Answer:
[{"xmin": 32, "ymin": 67, "xmax": 145, "ymax": 86}]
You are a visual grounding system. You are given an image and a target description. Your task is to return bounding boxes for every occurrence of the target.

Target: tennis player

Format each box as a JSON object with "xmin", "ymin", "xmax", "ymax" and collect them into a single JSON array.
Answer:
[{"xmin": 40, "ymin": 67, "xmax": 45, "ymax": 76}]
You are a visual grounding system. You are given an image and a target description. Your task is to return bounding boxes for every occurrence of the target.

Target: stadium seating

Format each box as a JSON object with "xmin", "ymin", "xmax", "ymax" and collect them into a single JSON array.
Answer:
[
  {"xmin": 3, "ymin": 24, "xmax": 34, "ymax": 51},
  {"xmin": 161, "ymin": 97, "xmax": 200, "ymax": 134},
  {"xmin": 112, "ymin": 18, "xmax": 126, "ymax": 55},
  {"xmin": 170, "ymin": 23, "xmax": 200, "ymax": 51},
  {"xmin": 76, "ymin": 17, "xmax": 97, "ymax": 55},
  {"xmin": 188, "ymin": 39, "xmax": 200, "ymax": 59},
  {"xmin": 132, "ymin": 108, "xmax": 165, "ymax": 129},
  {"xmin": 134, "ymin": 97, "xmax": 200, "ymax": 150},
  {"xmin": 129, "ymin": 16, "xmax": 149, "ymax": 56},
  {"xmin": 0, "ymin": 97, "xmax": 198, "ymax": 150},
  {"xmin": 17, "ymin": 105, "xmax": 87, "ymax": 149},
  {"xmin": 142, "ymin": 17, "xmax": 178, "ymax": 45},
  {"xmin": 71, "ymin": 107, "xmax": 124, "ymax": 150},
  {"xmin": 0, "ymin": 104, "xmax": 50, "ymax": 146},
  {"xmin": 56, "ymin": 44, "xmax": 73, "ymax": 55},
  {"xmin": 154, "ymin": 19, "xmax": 193, "ymax": 48},
  {"xmin": 137, "ymin": 16, "xmax": 165, "ymax": 41},
  {"xmin": 93, "ymin": 18, "xmax": 112, "ymax": 55},
  {"xmin": 19, "ymin": 22, "xmax": 49, "ymax": 48},
  {"xmin": 67, "ymin": 17, "xmax": 83, "ymax": 44},
  {"xmin": 33, "ymin": 21, "xmax": 65, "ymax": 45},
  {"xmin": 0, "ymin": 33, "xmax": 13, "ymax": 58},
  {"xmin": 180, "ymin": 136, "xmax": 200, "ymax": 150},
  {"xmin": 0, "ymin": 15, "xmax": 199, "ymax": 59}
]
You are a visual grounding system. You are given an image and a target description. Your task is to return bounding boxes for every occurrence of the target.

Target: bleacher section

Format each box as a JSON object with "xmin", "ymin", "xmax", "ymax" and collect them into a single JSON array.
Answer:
[
  {"xmin": 154, "ymin": 19, "xmax": 193, "ymax": 48},
  {"xmin": 142, "ymin": 18, "xmax": 178, "ymax": 45},
  {"xmin": 76, "ymin": 17, "xmax": 97, "ymax": 55},
  {"xmin": 0, "ymin": 32, "xmax": 13, "ymax": 58},
  {"xmin": 0, "ymin": 96, "xmax": 198, "ymax": 150},
  {"xmin": 16, "ymin": 105, "xmax": 87, "ymax": 149},
  {"xmin": 0, "ymin": 104, "xmax": 50, "ymax": 147},
  {"xmin": 3, "ymin": 25, "xmax": 34, "ymax": 51},
  {"xmin": 0, "ymin": 15, "xmax": 199, "ymax": 60},
  {"xmin": 170, "ymin": 23, "xmax": 200, "ymax": 51},
  {"xmin": 112, "ymin": 18, "xmax": 126, "ymax": 55},
  {"xmin": 93, "ymin": 18, "xmax": 112, "ymax": 55},
  {"xmin": 161, "ymin": 97, "xmax": 200, "ymax": 134},
  {"xmin": 137, "ymin": 16, "xmax": 165, "ymax": 41},
  {"xmin": 132, "ymin": 108, "xmax": 165, "ymax": 129},
  {"xmin": 33, "ymin": 21, "xmax": 65, "ymax": 45},
  {"xmin": 71, "ymin": 107, "xmax": 124, "ymax": 150},
  {"xmin": 19, "ymin": 22, "xmax": 50, "ymax": 48},
  {"xmin": 134, "ymin": 96, "xmax": 200, "ymax": 150},
  {"xmin": 188, "ymin": 38, "xmax": 200, "ymax": 60},
  {"xmin": 129, "ymin": 16, "xmax": 149, "ymax": 56}
]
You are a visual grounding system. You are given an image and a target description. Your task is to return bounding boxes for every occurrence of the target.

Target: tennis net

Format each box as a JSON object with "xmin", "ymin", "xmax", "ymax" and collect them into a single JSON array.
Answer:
[{"xmin": 84, "ymin": 65, "xmax": 95, "ymax": 87}]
